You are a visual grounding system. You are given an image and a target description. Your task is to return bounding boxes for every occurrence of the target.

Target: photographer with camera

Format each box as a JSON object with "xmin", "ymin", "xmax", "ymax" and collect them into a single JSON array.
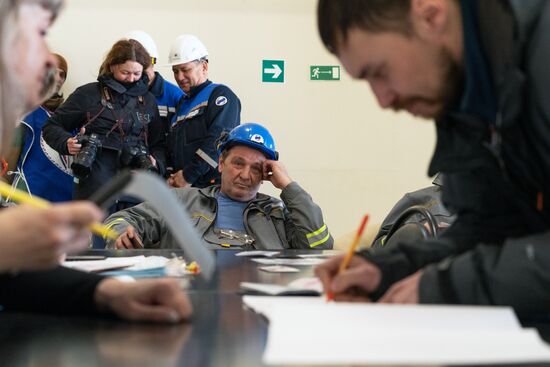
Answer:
[{"xmin": 43, "ymin": 39, "xmax": 166, "ymax": 200}]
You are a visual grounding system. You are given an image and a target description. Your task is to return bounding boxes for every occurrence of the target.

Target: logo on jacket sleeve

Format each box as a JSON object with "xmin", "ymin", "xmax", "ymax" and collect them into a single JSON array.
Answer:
[{"xmin": 215, "ymin": 96, "xmax": 228, "ymax": 106}]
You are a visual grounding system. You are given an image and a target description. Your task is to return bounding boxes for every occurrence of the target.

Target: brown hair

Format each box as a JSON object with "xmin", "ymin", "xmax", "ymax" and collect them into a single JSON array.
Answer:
[
  {"xmin": 53, "ymin": 53, "xmax": 68, "ymax": 77},
  {"xmin": 317, "ymin": 0, "xmax": 413, "ymax": 54},
  {"xmin": 0, "ymin": 0, "xmax": 63, "ymax": 154},
  {"xmin": 98, "ymin": 39, "xmax": 151, "ymax": 77}
]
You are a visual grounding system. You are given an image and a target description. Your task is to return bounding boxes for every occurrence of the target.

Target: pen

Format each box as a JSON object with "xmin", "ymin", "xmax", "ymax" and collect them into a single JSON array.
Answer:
[
  {"xmin": 327, "ymin": 213, "xmax": 369, "ymax": 301},
  {"xmin": 0, "ymin": 181, "xmax": 120, "ymax": 240}
]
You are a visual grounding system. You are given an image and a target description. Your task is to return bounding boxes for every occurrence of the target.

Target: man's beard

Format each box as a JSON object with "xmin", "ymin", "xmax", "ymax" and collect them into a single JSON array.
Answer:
[
  {"xmin": 392, "ymin": 47, "xmax": 463, "ymax": 120},
  {"xmin": 433, "ymin": 46, "xmax": 464, "ymax": 119}
]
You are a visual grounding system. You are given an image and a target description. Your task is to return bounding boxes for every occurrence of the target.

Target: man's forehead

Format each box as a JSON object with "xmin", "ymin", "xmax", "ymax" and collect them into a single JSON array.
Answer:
[
  {"xmin": 172, "ymin": 61, "xmax": 197, "ymax": 70},
  {"xmin": 228, "ymin": 146, "xmax": 266, "ymax": 163},
  {"xmin": 335, "ymin": 28, "xmax": 375, "ymax": 74},
  {"xmin": 337, "ymin": 27, "xmax": 406, "ymax": 78}
]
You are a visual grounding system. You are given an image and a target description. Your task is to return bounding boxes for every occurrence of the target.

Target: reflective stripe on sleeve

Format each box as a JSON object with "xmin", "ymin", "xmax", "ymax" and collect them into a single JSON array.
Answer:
[
  {"xmin": 306, "ymin": 224, "xmax": 330, "ymax": 248},
  {"xmin": 158, "ymin": 105, "xmax": 168, "ymax": 117},
  {"xmin": 196, "ymin": 148, "xmax": 218, "ymax": 169},
  {"xmin": 103, "ymin": 218, "xmax": 128, "ymax": 240},
  {"xmin": 105, "ymin": 218, "xmax": 128, "ymax": 230}
]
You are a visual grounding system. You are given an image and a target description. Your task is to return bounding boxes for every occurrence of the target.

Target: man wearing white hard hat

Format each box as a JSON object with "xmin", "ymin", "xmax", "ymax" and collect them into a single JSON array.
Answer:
[
  {"xmin": 125, "ymin": 31, "xmax": 183, "ymax": 129},
  {"xmin": 166, "ymin": 34, "xmax": 241, "ymax": 189}
]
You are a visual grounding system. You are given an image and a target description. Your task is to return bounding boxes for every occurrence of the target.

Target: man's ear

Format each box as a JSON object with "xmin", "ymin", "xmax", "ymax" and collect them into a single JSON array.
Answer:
[
  {"xmin": 410, "ymin": 0, "xmax": 449, "ymax": 40},
  {"xmin": 202, "ymin": 60, "xmax": 209, "ymax": 74},
  {"xmin": 218, "ymin": 157, "xmax": 224, "ymax": 173}
]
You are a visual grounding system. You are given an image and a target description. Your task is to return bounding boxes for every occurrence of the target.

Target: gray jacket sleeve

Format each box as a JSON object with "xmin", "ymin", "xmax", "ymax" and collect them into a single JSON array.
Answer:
[
  {"xmin": 419, "ymin": 230, "xmax": 550, "ymax": 314},
  {"xmin": 279, "ymin": 182, "xmax": 333, "ymax": 249},
  {"xmin": 357, "ymin": 210, "xmax": 494, "ymax": 300},
  {"xmin": 104, "ymin": 201, "xmax": 169, "ymax": 249}
]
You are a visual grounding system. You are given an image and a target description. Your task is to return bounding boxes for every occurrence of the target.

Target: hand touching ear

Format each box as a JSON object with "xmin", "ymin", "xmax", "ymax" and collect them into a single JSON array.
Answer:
[{"xmin": 263, "ymin": 160, "xmax": 292, "ymax": 189}]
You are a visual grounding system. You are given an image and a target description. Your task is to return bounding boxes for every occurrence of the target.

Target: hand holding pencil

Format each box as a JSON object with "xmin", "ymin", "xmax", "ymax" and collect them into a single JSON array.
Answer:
[
  {"xmin": 0, "ymin": 181, "xmax": 116, "ymax": 272},
  {"xmin": 315, "ymin": 214, "xmax": 382, "ymax": 302},
  {"xmin": 0, "ymin": 181, "xmax": 119, "ymax": 240}
]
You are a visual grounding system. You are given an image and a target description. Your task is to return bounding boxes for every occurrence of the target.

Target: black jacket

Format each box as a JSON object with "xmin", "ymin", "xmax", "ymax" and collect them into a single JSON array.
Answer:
[
  {"xmin": 169, "ymin": 80, "xmax": 241, "ymax": 187},
  {"xmin": 371, "ymin": 175, "xmax": 455, "ymax": 248},
  {"xmin": 0, "ymin": 267, "xmax": 103, "ymax": 315},
  {"xmin": 44, "ymin": 75, "xmax": 165, "ymax": 155},
  {"xmin": 360, "ymin": 0, "xmax": 550, "ymax": 313},
  {"xmin": 43, "ymin": 75, "xmax": 166, "ymax": 199}
]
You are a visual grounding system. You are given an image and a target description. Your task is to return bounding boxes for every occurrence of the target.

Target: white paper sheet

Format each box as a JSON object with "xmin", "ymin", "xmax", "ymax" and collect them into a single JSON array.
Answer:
[
  {"xmin": 235, "ymin": 251, "xmax": 280, "ymax": 257},
  {"xmin": 243, "ymin": 296, "xmax": 550, "ymax": 365},
  {"xmin": 240, "ymin": 277, "xmax": 322, "ymax": 296},
  {"xmin": 62, "ymin": 256, "xmax": 147, "ymax": 272},
  {"xmin": 258, "ymin": 265, "xmax": 300, "ymax": 273}
]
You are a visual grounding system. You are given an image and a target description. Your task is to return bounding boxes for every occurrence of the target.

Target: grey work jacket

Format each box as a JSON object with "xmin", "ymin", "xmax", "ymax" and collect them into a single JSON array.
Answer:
[{"xmin": 104, "ymin": 182, "xmax": 333, "ymax": 250}]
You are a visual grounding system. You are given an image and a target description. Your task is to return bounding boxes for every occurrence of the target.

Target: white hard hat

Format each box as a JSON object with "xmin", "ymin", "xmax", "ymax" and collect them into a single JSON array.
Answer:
[
  {"xmin": 167, "ymin": 34, "xmax": 208, "ymax": 66},
  {"xmin": 125, "ymin": 30, "xmax": 159, "ymax": 64}
]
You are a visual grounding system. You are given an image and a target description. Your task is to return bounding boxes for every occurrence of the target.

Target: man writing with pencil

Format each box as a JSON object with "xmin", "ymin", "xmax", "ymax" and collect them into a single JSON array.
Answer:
[{"xmin": 315, "ymin": 0, "xmax": 550, "ymax": 313}]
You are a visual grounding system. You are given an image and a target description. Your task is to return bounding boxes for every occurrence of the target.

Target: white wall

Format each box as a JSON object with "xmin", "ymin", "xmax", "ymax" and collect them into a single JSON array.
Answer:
[{"xmin": 48, "ymin": 0, "xmax": 436, "ymax": 240}]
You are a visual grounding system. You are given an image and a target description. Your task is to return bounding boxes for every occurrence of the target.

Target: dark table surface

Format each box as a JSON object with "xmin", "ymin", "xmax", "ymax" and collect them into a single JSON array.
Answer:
[
  {"xmin": 0, "ymin": 250, "xmax": 323, "ymax": 367},
  {"xmin": 1, "ymin": 249, "xmax": 550, "ymax": 367}
]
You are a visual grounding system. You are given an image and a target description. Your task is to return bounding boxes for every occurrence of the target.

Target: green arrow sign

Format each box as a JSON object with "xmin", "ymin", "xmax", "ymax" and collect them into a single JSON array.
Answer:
[
  {"xmin": 310, "ymin": 65, "xmax": 340, "ymax": 81},
  {"xmin": 262, "ymin": 60, "xmax": 285, "ymax": 83}
]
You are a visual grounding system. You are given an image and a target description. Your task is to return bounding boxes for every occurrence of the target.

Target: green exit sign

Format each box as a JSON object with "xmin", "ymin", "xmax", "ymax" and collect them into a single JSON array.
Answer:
[
  {"xmin": 262, "ymin": 60, "xmax": 285, "ymax": 83},
  {"xmin": 310, "ymin": 65, "xmax": 340, "ymax": 81}
]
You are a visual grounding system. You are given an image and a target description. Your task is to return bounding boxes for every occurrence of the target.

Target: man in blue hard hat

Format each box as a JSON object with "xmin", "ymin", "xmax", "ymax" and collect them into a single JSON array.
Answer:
[{"xmin": 105, "ymin": 123, "xmax": 333, "ymax": 250}]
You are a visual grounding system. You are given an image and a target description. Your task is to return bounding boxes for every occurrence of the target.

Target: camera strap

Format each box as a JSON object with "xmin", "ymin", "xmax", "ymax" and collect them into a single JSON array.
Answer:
[
  {"xmin": 81, "ymin": 88, "xmax": 109, "ymax": 131},
  {"xmin": 83, "ymin": 107, "xmax": 106, "ymax": 131},
  {"xmin": 101, "ymin": 87, "xmax": 147, "ymax": 142}
]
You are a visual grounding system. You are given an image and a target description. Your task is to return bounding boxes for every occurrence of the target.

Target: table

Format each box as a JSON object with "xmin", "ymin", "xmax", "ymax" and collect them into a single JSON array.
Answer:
[
  {"xmin": 0, "ymin": 249, "xmax": 320, "ymax": 367},
  {"xmin": 1, "ymin": 249, "xmax": 549, "ymax": 367}
]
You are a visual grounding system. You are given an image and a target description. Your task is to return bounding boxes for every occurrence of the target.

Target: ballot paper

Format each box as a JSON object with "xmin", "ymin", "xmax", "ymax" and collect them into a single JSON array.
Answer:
[
  {"xmin": 235, "ymin": 251, "xmax": 280, "ymax": 257},
  {"xmin": 258, "ymin": 265, "xmax": 300, "ymax": 273},
  {"xmin": 62, "ymin": 256, "xmax": 147, "ymax": 272},
  {"xmin": 243, "ymin": 296, "xmax": 550, "ymax": 365},
  {"xmin": 240, "ymin": 277, "xmax": 322, "ymax": 296}
]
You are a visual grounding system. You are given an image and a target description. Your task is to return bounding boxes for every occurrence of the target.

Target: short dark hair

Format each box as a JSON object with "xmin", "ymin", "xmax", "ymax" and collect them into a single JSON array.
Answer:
[
  {"xmin": 220, "ymin": 149, "xmax": 230, "ymax": 162},
  {"xmin": 317, "ymin": 0, "xmax": 413, "ymax": 54}
]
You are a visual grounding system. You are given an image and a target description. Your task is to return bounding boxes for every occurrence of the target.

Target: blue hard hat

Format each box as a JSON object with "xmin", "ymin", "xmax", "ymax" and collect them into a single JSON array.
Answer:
[{"xmin": 217, "ymin": 123, "xmax": 279, "ymax": 160}]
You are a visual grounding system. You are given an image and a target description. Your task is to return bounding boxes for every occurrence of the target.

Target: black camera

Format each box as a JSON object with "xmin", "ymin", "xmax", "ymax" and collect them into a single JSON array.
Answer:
[
  {"xmin": 71, "ymin": 133, "xmax": 102, "ymax": 179},
  {"xmin": 120, "ymin": 142, "xmax": 156, "ymax": 172}
]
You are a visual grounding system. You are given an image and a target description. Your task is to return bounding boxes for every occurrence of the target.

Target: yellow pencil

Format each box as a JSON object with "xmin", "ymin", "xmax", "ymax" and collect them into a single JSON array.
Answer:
[
  {"xmin": 0, "ymin": 181, "xmax": 119, "ymax": 240},
  {"xmin": 327, "ymin": 214, "xmax": 369, "ymax": 301},
  {"xmin": 338, "ymin": 214, "xmax": 369, "ymax": 273}
]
